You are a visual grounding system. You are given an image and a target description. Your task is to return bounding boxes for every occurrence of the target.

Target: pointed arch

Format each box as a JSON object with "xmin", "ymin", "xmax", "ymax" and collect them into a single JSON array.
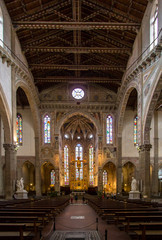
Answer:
[{"xmin": 15, "ymin": 80, "xmax": 40, "ymax": 138}]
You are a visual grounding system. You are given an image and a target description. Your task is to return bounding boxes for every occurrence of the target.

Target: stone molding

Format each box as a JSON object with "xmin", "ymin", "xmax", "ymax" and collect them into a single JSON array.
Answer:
[
  {"xmin": 0, "ymin": 46, "xmax": 39, "ymax": 105},
  {"xmin": 117, "ymin": 40, "xmax": 162, "ymax": 106}
]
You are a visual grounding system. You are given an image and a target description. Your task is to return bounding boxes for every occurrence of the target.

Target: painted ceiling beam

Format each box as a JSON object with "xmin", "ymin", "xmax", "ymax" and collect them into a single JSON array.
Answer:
[
  {"xmin": 30, "ymin": 64, "xmax": 126, "ymax": 71},
  {"xmin": 25, "ymin": 46, "xmax": 131, "ymax": 54},
  {"xmin": 14, "ymin": 21, "xmax": 140, "ymax": 31},
  {"xmin": 35, "ymin": 76, "xmax": 121, "ymax": 85}
]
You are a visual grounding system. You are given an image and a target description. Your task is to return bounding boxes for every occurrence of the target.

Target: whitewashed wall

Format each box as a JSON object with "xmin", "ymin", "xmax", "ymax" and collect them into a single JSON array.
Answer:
[
  {"xmin": 17, "ymin": 108, "xmax": 35, "ymax": 156},
  {"xmin": 122, "ymin": 110, "xmax": 139, "ymax": 157}
]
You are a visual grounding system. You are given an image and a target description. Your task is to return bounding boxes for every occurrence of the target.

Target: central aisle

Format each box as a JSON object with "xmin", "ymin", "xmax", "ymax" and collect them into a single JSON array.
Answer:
[{"xmin": 52, "ymin": 200, "xmax": 131, "ymax": 240}]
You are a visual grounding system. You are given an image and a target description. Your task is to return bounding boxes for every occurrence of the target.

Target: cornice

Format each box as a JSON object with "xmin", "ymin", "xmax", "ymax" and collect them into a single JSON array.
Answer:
[{"xmin": 0, "ymin": 46, "xmax": 40, "ymax": 105}]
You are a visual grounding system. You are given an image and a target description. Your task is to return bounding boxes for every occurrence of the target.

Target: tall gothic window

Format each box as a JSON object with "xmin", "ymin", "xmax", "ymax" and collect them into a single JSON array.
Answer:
[
  {"xmin": 16, "ymin": 113, "xmax": 22, "ymax": 145},
  {"xmin": 75, "ymin": 143, "xmax": 83, "ymax": 180},
  {"xmin": 89, "ymin": 146, "xmax": 94, "ymax": 185},
  {"xmin": 103, "ymin": 170, "xmax": 108, "ymax": 186},
  {"xmin": 0, "ymin": 7, "xmax": 3, "ymax": 47},
  {"xmin": 51, "ymin": 170, "xmax": 55, "ymax": 185},
  {"xmin": 64, "ymin": 145, "xmax": 69, "ymax": 185},
  {"xmin": 150, "ymin": 0, "xmax": 158, "ymax": 50},
  {"xmin": 44, "ymin": 114, "xmax": 51, "ymax": 143},
  {"xmin": 134, "ymin": 116, "xmax": 138, "ymax": 145},
  {"xmin": 106, "ymin": 115, "xmax": 113, "ymax": 144}
]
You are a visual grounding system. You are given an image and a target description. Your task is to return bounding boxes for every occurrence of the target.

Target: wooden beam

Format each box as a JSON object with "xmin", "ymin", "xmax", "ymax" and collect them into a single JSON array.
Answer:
[
  {"xmin": 14, "ymin": 21, "xmax": 140, "ymax": 31},
  {"xmin": 35, "ymin": 76, "xmax": 121, "ymax": 85},
  {"xmin": 24, "ymin": 46, "xmax": 131, "ymax": 54},
  {"xmin": 30, "ymin": 64, "xmax": 126, "ymax": 71}
]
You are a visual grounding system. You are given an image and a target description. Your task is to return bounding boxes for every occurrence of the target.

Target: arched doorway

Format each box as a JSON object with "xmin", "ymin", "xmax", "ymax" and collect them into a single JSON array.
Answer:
[
  {"xmin": 22, "ymin": 161, "xmax": 35, "ymax": 194},
  {"xmin": 41, "ymin": 162, "xmax": 55, "ymax": 195},
  {"xmin": 103, "ymin": 162, "xmax": 116, "ymax": 194},
  {"xmin": 122, "ymin": 162, "xmax": 135, "ymax": 193}
]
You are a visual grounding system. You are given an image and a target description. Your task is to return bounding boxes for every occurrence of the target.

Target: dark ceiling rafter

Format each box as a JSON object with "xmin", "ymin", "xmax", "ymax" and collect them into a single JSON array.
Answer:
[{"xmin": 3, "ymin": 0, "xmax": 148, "ymax": 102}]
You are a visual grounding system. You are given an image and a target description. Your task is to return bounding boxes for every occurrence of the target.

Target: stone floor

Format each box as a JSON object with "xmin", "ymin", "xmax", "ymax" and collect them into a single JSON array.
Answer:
[{"xmin": 49, "ymin": 200, "xmax": 131, "ymax": 240}]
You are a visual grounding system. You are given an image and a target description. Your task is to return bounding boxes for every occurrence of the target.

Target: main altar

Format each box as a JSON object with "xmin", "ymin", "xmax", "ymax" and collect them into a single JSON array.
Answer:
[{"xmin": 70, "ymin": 157, "xmax": 88, "ymax": 190}]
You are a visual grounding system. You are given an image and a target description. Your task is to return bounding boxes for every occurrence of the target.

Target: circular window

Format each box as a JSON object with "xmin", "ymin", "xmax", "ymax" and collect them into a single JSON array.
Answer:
[{"xmin": 72, "ymin": 88, "xmax": 84, "ymax": 100}]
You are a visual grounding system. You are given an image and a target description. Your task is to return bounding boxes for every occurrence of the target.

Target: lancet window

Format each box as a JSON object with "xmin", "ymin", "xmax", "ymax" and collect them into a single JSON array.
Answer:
[
  {"xmin": 64, "ymin": 145, "xmax": 69, "ymax": 185},
  {"xmin": 16, "ymin": 113, "xmax": 23, "ymax": 145},
  {"xmin": 75, "ymin": 144, "xmax": 83, "ymax": 180},
  {"xmin": 44, "ymin": 114, "xmax": 51, "ymax": 143},
  {"xmin": 89, "ymin": 146, "xmax": 94, "ymax": 185},
  {"xmin": 106, "ymin": 115, "xmax": 113, "ymax": 144}
]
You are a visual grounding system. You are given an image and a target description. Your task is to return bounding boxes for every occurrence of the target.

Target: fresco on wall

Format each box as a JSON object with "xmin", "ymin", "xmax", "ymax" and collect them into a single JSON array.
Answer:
[{"xmin": 39, "ymin": 83, "xmax": 116, "ymax": 103}]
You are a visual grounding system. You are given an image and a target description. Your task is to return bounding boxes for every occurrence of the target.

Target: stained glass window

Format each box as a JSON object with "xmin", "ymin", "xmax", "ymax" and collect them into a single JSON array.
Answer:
[
  {"xmin": 134, "ymin": 116, "xmax": 138, "ymax": 145},
  {"xmin": 44, "ymin": 114, "xmax": 51, "ymax": 143},
  {"xmin": 106, "ymin": 115, "xmax": 113, "ymax": 144},
  {"xmin": 103, "ymin": 170, "xmax": 108, "ymax": 186},
  {"xmin": 16, "ymin": 113, "xmax": 22, "ymax": 145},
  {"xmin": 64, "ymin": 145, "xmax": 69, "ymax": 185},
  {"xmin": 89, "ymin": 146, "xmax": 94, "ymax": 185},
  {"xmin": 72, "ymin": 88, "xmax": 84, "ymax": 99},
  {"xmin": 75, "ymin": 144, "xmax": 83, "ymax": 180},
  {"xmin": 51, "ymin": 170, "xmax": 55, "ymax": 185}
]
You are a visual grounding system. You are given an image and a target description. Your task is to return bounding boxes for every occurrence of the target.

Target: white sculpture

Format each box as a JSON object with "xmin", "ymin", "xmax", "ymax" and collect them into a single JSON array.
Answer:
[
  {"xmin": 131, "ymin": 177, "xmax": 137, "ymax": 191},
  {"xmin": 16, "ymin": 177, "xmax": 24, "ymax": 191}
]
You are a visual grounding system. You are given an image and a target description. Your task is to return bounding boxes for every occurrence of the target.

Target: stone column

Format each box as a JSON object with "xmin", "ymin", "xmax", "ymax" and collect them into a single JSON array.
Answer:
[
  {"xmin": 35, "ymin": 137, "xmax": 41, "ymax": 196},
  {"xmin": 0, "ymin": 116, "xmax": 4, "ymax": 197},
  {"xmin": 98, "ymin": 167, "xmax": 103, "ymax": 193},
  {"xmin": 3, "ymin": 144, "xmax": 17, "ymax": 199},
  {"xmin": 153, "ymin": 111, "xmax": 159, "ymax": 196},
  {"xmin": 117, "ymin": 136, "xmax": 122, "ymax": 195},
  {"xmin": 55, "ymin": 168, "xmax": 60, "ymax": 192},
  {"xmin": 138, "ymin": 144, "xmax": 152, "ymax": 198}
]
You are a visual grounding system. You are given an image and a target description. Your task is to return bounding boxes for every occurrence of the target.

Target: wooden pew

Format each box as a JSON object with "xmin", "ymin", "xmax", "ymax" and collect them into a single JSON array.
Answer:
[
  {"xmin": 0, "ymin": 223, "xmax": 31, "ymax": 240},
  {"xmin": 124, "ymin": 215, "xmax": 162, "ymax": 233},
  {"xmin": 115, "ymin": 210, "xmax": 162, "ymax": 225},
  {"xmin": 134, "ymin": 223, "xmax": 162, "ymax": 240},
  {"xmin": 0, "ymin": 216, "xmax": 40, "ymax": 236}
]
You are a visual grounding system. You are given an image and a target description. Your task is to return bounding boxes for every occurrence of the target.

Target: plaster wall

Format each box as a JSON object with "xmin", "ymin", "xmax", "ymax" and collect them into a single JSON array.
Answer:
[
  {"xmin": 126, "ymin": 0, "xmax": 162, "ymax": 73},
  {"xmin": 158, "ymin": 111, "xmax": 162, "ymax": 157},
  {"xmin": 122, "ymin": 109, "xmax": 139, "ymax": 157},
  {"xmin": 17, "ymin": 108, "xmax": 35, "ymax": 156},
  {"xmin": 0, "ymin": 1, "xmax": 12, "ymax": 114}
]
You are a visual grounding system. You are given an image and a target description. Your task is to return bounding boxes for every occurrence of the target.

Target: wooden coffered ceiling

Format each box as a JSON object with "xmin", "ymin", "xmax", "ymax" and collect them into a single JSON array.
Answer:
[{"xmin": 4, "ymin": 0, "xmax": 148, "ymax": 98}]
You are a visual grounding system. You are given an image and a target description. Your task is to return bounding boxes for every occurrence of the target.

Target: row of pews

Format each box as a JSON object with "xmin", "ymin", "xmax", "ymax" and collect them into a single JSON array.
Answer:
[
  {"xmin": 85, "ymin": 194, "xmax": 162, "ymax": 240},
  {"xmin": 0, "ymin": 195, "xmax": 70, "ymax": 240}
]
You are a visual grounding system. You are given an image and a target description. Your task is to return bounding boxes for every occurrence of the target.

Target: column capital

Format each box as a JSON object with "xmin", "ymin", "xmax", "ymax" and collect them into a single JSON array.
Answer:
[
  {"xmin": 138, "ymin": 144, "xmax": 152, "ymax": 152},
  {"xmin": 3, "ymin": 143, "xmax": 17, "ymax": 152}
]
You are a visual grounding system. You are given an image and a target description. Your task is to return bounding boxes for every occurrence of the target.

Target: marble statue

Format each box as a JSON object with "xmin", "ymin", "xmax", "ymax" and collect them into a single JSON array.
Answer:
[
  {"xmin": 16, "ymin": 177, "xmax": 24, "ymax": 191},
  {"xmin": 131, "ymin": 177, "xmax": 137, "ymax": 191}
]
